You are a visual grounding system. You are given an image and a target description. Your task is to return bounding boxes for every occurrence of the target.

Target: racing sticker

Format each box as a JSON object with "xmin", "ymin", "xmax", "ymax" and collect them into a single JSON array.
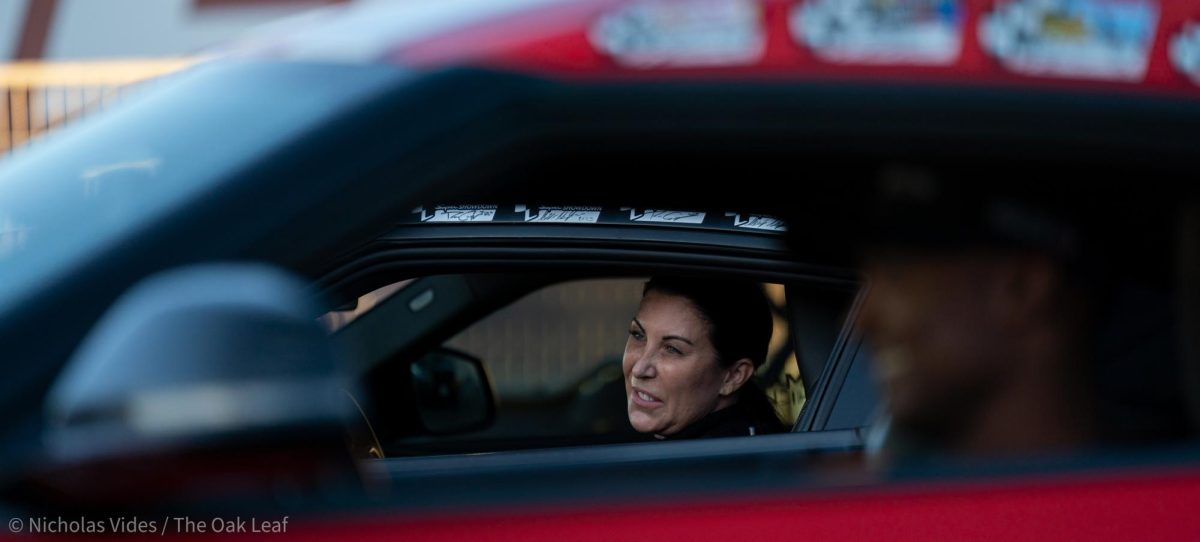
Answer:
[
  {"xmin": 589, "ymin": 0, "xmax": 766, "ymax": 68},
  {"xmin": 1170, "ymin": 22, "xmax": 1200, "ymax": 85},
  {"xmin": 620, "ymin": 208, "xmax": 707, "ymax": 224},
  {"xmin": 979, "ymin": 0, "xmax": 1159, "ymax": 81},
  {"xmin": 515, "ymin": 204, "xmax": 603, "ymax": 223},
  {"xmin": 725, "ymin": 212, "xmax": 786, "ymax": 232},
  {"xmin": 412, "ymin": 205, "xmax": 497, "ymax": 223},
  {"xmin": 790, "ymin": 0, "xmax": 964, "ymax": 66}
]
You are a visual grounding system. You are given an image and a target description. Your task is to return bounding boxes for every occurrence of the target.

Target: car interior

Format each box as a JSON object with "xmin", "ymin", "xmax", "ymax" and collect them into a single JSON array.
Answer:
[{"xmin": 325, "ymin": 271, "xmax": 866, "ymax": 457}]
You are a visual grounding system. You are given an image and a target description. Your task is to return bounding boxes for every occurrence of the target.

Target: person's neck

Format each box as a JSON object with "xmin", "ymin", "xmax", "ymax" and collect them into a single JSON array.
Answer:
[
  {"xmin": 654, "ymin": 396, "xmax": 741, "ymax": 439},
  {"xmin": 950, "ymin": 342, "xmax": 1095, "ymax": 457},
  {"xmin": 712, "ymin": 394, "xmax": 739, "ymax": 414}
]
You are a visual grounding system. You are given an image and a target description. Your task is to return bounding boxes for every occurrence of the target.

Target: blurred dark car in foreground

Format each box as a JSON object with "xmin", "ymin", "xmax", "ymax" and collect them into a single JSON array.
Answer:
[{"xmin": 2, "ymin": 0, "xmax": 1200, "ymax": 539}]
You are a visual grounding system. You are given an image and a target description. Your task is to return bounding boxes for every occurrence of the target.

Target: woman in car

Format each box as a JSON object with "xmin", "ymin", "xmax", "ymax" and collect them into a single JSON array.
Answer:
[{"xmin": 624, "ymin": 276, "xmax": 786, "ymax": 439}]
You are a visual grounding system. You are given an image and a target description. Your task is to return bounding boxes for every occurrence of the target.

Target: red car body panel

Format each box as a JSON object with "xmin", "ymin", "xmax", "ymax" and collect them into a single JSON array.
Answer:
[
  {"xmin": 380, "ymin": 0, "xmax": 1200, "ymax": 100},
  {"xmin": 14, "ymin": 466, "xmax": 1191, "ymax": 541},
  {"xmin": 303, "ymin": 468, "xmax": 1200, "ymax": 540}
]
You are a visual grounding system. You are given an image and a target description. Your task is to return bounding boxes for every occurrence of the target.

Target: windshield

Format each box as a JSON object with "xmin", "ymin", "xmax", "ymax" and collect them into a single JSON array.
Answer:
[{"xmin": 0, "ymin": 60, "xmax": 406, "ymax": 316}]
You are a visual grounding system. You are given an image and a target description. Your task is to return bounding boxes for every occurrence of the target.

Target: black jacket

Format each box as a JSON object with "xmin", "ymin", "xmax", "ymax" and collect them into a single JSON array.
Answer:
[{"xmin": 659, "ymin": 401, "xmax": 785, "ymax": 440}]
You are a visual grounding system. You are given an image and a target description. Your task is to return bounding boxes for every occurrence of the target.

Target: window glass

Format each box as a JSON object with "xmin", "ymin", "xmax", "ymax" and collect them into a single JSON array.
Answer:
[
  {"xmin": 344, "ymin": 274, "xmax": 855, "ymax": 456},
  {"xmin": 446, "ymin": 278, "xmax": 643, "ymax": 399},
  {"xmin": 439, "ymin": 278, "xmax": 805, "ymax": 445}
]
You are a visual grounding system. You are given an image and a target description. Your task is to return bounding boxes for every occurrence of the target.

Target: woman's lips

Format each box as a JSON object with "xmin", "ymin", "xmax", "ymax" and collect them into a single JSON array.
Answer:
[{"xmin": 631, "ymin": 387, "xmax": 663, "ymax": 408}]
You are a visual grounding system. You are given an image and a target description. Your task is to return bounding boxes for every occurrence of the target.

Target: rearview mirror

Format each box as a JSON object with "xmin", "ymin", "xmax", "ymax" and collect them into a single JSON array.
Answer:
[{"xmin": 410, "ymin": 349, "xmax": 494, "ymax": 434}]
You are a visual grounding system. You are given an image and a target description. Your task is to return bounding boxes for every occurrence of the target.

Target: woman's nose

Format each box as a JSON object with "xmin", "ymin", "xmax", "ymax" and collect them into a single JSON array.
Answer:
[{"xmin": 631, "ymin": 350, "xmax": 656, "ymax": 379}]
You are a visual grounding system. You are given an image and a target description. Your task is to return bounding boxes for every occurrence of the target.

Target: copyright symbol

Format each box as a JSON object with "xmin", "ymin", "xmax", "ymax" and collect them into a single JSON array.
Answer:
[{"xmin": 8, "ymin": 518, "xmax": 21, "ymax": 533}]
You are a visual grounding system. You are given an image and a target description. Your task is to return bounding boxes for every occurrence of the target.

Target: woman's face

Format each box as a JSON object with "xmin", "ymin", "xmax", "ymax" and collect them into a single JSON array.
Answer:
[{"xmin": 623, "ymin": 290, "xmax": 731, "ymax": 435}]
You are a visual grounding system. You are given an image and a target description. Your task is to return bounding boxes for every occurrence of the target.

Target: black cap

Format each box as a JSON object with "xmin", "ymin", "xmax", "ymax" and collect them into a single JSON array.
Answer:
[
  {"xmin": 856, "ymin": 164, "xmax": 1082, "ymax": 259},
  {"xmin": 781, "ymin": 160, "xmax": 1106, "ymax": 269}
]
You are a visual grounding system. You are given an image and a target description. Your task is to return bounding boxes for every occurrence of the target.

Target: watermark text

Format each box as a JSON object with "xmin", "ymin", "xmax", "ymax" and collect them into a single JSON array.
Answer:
[{"xmin": 7, "ymin": 516, "xmax": 289, "ymax": 535}]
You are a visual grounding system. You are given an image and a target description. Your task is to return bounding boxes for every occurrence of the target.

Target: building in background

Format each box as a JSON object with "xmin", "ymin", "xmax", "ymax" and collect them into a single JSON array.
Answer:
[
  {"xmin": 1, "ymin": 0, "xmax": 361, "ymax": 61},
  {"xmin": 0, "ymin": 0, "xmax": 365, "ymax": 154}
]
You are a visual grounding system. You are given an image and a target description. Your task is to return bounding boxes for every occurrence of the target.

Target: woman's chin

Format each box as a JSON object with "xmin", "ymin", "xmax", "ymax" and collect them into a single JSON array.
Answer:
[{"xmin": 628, "ymin": 410, "xmax": 662, "ymax": 434}]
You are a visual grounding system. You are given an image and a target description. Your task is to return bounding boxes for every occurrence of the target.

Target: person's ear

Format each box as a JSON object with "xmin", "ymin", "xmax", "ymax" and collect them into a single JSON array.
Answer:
[{"xmin": 720, "ymin": 358, "xmax": 756, "ymax": 396}]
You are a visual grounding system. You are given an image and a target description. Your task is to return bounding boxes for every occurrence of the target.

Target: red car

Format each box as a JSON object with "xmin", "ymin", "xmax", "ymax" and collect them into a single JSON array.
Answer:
[{"xmin": 2, "ymin": 0, "xmax": 1199, "ymax": 539}]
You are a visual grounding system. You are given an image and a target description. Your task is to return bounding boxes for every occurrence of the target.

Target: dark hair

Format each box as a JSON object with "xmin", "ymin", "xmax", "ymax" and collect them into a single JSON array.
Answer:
[{"xmin": 642, "ymin": 276, "xmax": 785, "ymax": 432}]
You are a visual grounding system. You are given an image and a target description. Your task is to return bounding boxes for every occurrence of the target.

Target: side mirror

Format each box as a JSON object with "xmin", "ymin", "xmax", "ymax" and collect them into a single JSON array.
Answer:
[
  {"xmin": 410, "ymin": 349, "xmax": 494, "ymax": 434},
  {"xmin": 32, "ymin": 263, "xmax": 356, "ymax": 508}
]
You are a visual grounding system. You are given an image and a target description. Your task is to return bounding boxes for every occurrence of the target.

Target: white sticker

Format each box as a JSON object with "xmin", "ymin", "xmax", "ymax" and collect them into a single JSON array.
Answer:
[
  {"xmin": 726, "ymin": 212, "xmax": 787, "ymax": 232},
  {"xmin": 980, "ymin": 0, "xmax": 1159, "ymax": 81},
  {"xmin": 413, "ymin": 205, "xmax": 497, "ymax": 223},
  {"xmin": 792, "ymin": 0, "xmax": 964, "ymax": 66},
  {"xmin": 590, "ymin": 0, "xmax": 766, "ymax": 68},
  {"xmin": 515, "ymin": 205, "xmax": 602, "ymax": 223},
  {"xmin": 621, "ymin": 208, "xmax": 707, "ymax": 224},
  {"xmin": 1170, "ymin": 23, "xmax": 1200, "ymax": 85}
]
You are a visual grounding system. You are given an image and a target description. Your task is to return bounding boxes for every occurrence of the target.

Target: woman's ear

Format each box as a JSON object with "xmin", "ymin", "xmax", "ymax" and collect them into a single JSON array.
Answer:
[{"xmin": 720, "ymin": 358, "xmax": 756, "ymax": 396}]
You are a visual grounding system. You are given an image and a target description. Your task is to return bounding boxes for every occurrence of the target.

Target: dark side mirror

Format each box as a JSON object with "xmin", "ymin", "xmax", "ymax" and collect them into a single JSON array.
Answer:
[
  {"xmin": 410, "ymin": 349, "xmax": 494, "ymax": 434},
  {"xmin": 30, "ymin": 263, "xmax": 357, "ymax": 509}
]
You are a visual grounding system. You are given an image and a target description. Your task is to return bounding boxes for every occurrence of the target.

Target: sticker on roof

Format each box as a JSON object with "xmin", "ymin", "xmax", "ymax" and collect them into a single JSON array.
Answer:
[
  {"xmin": 516, "ymin": 205, "xmax": 603, "ymax": 223},
  {"xmin": 1170, "ymin": 23, "xmax": 1200, "ymax": 85},
  {"xmin": 791, "ymin": 0, "xmax": 964, "ymax": 66},
  {"xmin": 621, "ymin": 208, "xmax": 707, "ymax": 224},
  {"xmin": 979, "ymin": 0, "xmax": 1159, "ymax": 82},
  {"xmin": 413, "ymin": 205, "xmax": 497, "ymax": 223},
  {"xmin": 402, "ymin": 205, "xmax": 788, "ymax": 234},
  {"xmin": 726, "ymin": 212, "xmax": 786, "ymax": 232},
  {"xmin": 589, "ymin": 0, "xmax": 766, "ymax": 68}
]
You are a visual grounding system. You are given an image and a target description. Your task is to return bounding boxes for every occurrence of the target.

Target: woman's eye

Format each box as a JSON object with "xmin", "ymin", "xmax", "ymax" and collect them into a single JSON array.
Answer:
[
  {"xmin": 665, "ymin": 345, "xmax": 682, "ymax": 355},
  {"xmin": 629, "ymin": 330, "xmax": 645, "ymax": 341}
]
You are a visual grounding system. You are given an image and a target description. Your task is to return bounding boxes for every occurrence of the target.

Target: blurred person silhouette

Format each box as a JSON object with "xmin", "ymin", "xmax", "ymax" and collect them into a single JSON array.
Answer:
[
  {"xmin": 623, "ymin": 276, "xmax": 786, "ymax": 439},
  {"xmin": 846, "ymin": 165, "xmax": 1107, "ymax": 460}
]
